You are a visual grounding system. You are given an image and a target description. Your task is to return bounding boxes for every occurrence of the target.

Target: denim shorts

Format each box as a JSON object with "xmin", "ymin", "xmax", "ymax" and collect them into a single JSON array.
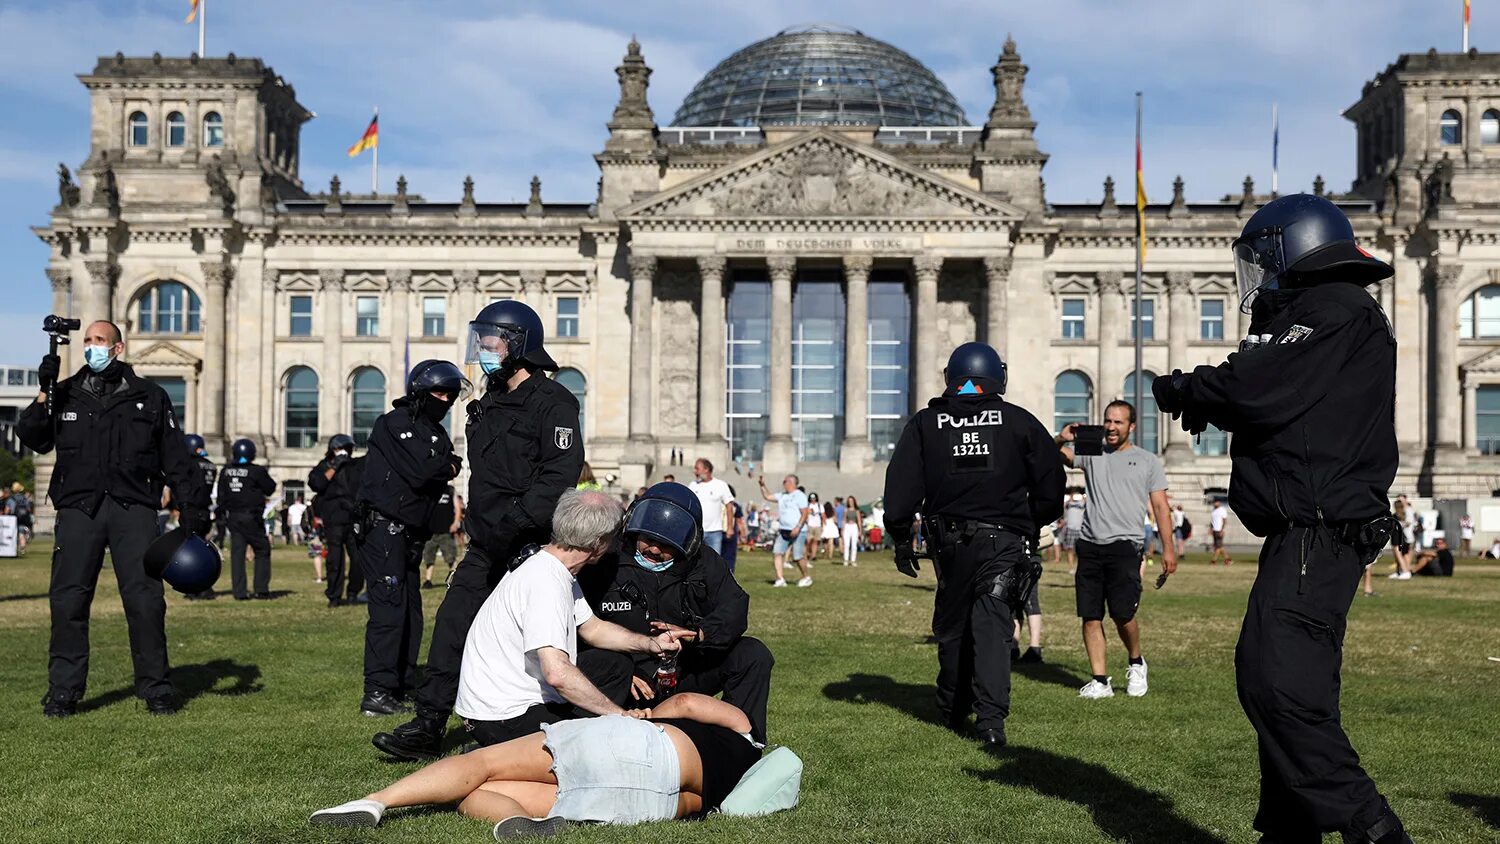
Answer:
[
  {"xmin": 543, "ymin": 715, "xmax": 680, "ymax": 824},
  {"xmin": 772, "ymin": 530, "xmax": 807, "ymax": 559}
]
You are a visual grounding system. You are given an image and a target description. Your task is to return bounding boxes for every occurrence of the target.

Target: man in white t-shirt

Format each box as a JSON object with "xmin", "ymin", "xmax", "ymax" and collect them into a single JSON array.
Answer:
[
  {"xmin": 1210, "ymin": 499, "xmax": 1233, "ymax": 566},
  {"xmin": 689, "ymin": 458, "xmax": 736, "ymax": 556},
  {"xmin": 287, "ymin": 495, "xmax": 307, "ymax": 545},
  {"xmin": 453, "ymin": 489, "xmax": 680, "ymax": 746}
]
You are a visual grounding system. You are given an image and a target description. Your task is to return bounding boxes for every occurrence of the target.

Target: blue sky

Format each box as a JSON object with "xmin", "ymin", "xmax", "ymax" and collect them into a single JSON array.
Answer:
[{"xmin": 0, "ymin": 0, "xmax": 1468, "ymax": 362}]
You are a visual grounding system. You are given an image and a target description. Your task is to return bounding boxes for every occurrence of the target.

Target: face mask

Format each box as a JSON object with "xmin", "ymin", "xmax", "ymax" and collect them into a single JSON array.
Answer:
[
  {"xmin": 478, "ymin": 349, "xmax": 504, "ymax": 375},
  {"xmin": 634, "ymin": 550, "xmax": 673, "ymax": 573},
  {"xmin": 84, "ymin": 344, "xmax": 113, "ymax": 373},
  {"xmin": 421, "ymin": 395, "xmax": 455, "ymax": 423}
]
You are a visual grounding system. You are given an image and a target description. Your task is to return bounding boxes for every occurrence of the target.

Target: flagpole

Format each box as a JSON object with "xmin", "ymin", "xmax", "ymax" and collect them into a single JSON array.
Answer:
[
  {"xmin": 199, "ymin": 0, "xmax": 206, "ymax": 57},
  {"xmin": 1133, "ymin": 91, "xmax": 1144, "ymax": 422},
  {"xmin": 372, "ymin": 106, "xmax": 379, "ymax": 194},
  {"xmin": 1272, "ymin": 102, "xmax": 1279, "ymax": 196}
]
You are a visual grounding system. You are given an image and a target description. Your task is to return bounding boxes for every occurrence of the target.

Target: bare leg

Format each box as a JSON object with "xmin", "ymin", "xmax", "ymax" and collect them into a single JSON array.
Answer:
[
  {"xmin": 367, "ymin": 733, "xmax": 555, "ymax": 810},
  {"xmin": 1082, "ymin": 619, "xmax": 1109, "ymax": 675},
  {"xmin": 1363, "ymin": 566, "xmax": 1375, "ymax": 596},
  {"xmin": 1114, "ymin": 617, "xmax": 1142, "ymax": 660},
  {"xmin": 773, "ymin": 552, "xmax": 785, "ymax": 582},
  {"xmin": 795, "ymin": 555, "xmax": 812, "ymax": 579},
  {"xmin": 1027, "ymin": 613, "xmax": 1043, "ymax": 648},
  {"xmin": 460, "ymin": 782, "xmax": 558, "ymax": 823}
]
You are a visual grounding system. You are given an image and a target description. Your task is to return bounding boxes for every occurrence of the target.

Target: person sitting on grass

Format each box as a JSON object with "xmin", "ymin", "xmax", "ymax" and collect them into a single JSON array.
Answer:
[
  {"xmin": 310, "ymin": 692, "xmax": 762, "ymax": 838},
  {"xmin": 1410, "ymin": 536, "xmax": 1455, "ymax": 577}
]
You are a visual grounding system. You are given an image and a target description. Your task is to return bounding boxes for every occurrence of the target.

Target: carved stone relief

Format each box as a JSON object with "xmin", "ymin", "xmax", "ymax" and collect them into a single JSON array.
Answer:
[{"xmin": 654, "ymin": 269, "xmax": 701, "ymax": 438}]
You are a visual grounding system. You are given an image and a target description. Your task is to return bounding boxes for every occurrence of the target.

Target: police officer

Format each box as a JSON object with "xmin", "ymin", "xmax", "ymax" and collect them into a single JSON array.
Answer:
[
  {"xmin": 355, "ymin": 359, "xmax": 467, "ymax": 717},
  {"xmin": 309, "ymin": 433, "xmax": 366, "ymax": 608},
  {"xmin": 218, "ymin": 438, "xmax": 277, "ymax": 600},
  {"xmin": 180, "ymin": 433, "xmax": 219, "ymax": 600},
  {"xmin": 17, "ymin": 319, "xmax": 210, "ymax": 717},
  {"xmin": 883, "ymin": 342, "xmax": 1065, "ymax": 751},
  {"xmin": 374, "ymin": 300, "xmax": 583, "ymax": 760},
  {"xmin": 1153, "ymin": 195, "xmax": 1411, "ymax": 844},
  {"xmin": 578, "ymin": 482, "xmax": 774, "ymax": 743}
]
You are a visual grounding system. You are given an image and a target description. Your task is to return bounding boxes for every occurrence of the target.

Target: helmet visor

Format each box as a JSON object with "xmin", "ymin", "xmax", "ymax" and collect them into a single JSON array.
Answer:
[
  {"xmin": 464, "ymin": 321, "xmax": 525, "ymax": 367},
  {"xmin": 1233, "ymin": 233, "xmax": 1285, "ymax": 314}
]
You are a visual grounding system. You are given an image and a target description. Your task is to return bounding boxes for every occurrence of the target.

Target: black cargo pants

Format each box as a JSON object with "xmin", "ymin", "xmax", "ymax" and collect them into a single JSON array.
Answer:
[
  {"xmin": 932, "ymin": 526, "xmax": 1023, "ymax": 733},
  {"xmin": 323, "ymin": 521, "xmax": 364, "ymax": 602},
  {"xmin": 225, "ymin": 510, "xmax": 271, "ymax": 598},
  {"xmin": 360, "ymin": 517, "xmax": 426, "ymax": 697}
]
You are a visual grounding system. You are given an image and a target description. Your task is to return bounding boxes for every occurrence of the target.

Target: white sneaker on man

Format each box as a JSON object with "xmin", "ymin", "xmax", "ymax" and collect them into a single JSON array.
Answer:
[
  {"xmin": 1078, "ymin": 678, "xmax": 1114, "ymax": 699},
  {"xmin": 772, "ymin": 579, "xmax": 788, "ymax": 588},
  {"xmin": 1126, "ymin": 661, "xmax": 1149, "ymax": 697},
  {"xmin": 310, "ymin": 799, "xmax": 385, "ymax": 827},
  {"xmin": 796, "ymin": 576, "xmax": 813, "ymax": 588}
]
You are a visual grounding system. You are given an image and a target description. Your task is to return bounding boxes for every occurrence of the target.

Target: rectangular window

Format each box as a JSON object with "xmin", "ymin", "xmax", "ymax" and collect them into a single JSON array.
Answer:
[
  {"xmin": 289, "ymin": 295, "xmax": 312, "ymax": 336},
  {"xmin": 1194, "ymin": 423, "xmax": 1230, "ymax": 457},
  {"xmin": 1200, "ymin": 298, "xmax": 1225, "ymax": 341},
  {"xmin": 725, "ymin": 275, "xmax": 771, "ymax": 462},
  {"xmin": 1131, "ymin": 298, "xmax": 1155, "ymax": 341},
  {"xmin": 147, "ymin": 376, "xmax": 188, "ymax": 423},
  {"xmin": 6, "ymin": 369, "xmax": 23, "ymax": 387},
  {"xmin": 868, "ymin": 275, "xmax": 911, "ymax": 461},
  {"xmin": 27, "ymin": 370, "xmax": 39, "ymax": 386},
  {"xmin": 1061, "ymin": 298, "xmax": 1085, "ymax": 340},
  {"xmin": 556, "ymin": 296, "xmax": 580, "ymax": 338},
  {"xmin": 422, "ymin": 296, "xmax": 446, "ymax": 337},
  {"xmin": 356, "ymin": 296, "xmax": 379, "ymax": 336},
  {"xmin": 1479, "ymin": 386, "xmax": 1500, "ymax": 454}
]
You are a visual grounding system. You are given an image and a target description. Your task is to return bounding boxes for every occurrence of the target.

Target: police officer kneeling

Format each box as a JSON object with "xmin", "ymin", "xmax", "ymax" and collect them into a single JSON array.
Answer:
[
  {"xmin": 355, "ymin": 360, "xmax": 467, "ymax": 717},
  {"xmin": 1153, "ymin": 194, "xmax": 1411, "ymax": 844},
  {"xmin": 218, "ymin": 438, "xmax": 277, "ymax": 600},
  {"xmin": 579, "ymin": 482, "xmax": 774, "ymax": 743},
  {"xmin": 882, "ymin": 342, "xmax": 1064, "ymax": 751},
  {"xmin": 18, "ymin": 320, "xmax": 210, "ymax": 717}
]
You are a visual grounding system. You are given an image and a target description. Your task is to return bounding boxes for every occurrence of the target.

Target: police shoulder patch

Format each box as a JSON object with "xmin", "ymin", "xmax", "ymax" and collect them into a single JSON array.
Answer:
[
  {"xmin": 554, "ymin": 426, "xmax": 574, "ymax": 449},
  {"xmin": 1278, "ymin": 324, "xmax": 1315, "ymax": 344}
]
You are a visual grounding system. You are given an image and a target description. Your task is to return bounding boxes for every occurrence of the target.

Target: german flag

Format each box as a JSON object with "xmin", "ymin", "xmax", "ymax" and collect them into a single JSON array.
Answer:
[
  {"xmin": 347, "ymin": 115, "xmax": 379, "ymax": 158},
  {"xmin": 186, "ymin": 0, "xmax": 200, "ymax": 24},
  {"xmin": 1136, "ymin": 127, "xmax": 1147, "ymax": 261}
]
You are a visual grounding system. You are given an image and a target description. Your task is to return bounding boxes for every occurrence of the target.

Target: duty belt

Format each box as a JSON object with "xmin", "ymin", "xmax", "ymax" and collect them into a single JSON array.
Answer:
[{"xmin": 924, "ymin": 516, "xmax": 1026, "ymax": 548}]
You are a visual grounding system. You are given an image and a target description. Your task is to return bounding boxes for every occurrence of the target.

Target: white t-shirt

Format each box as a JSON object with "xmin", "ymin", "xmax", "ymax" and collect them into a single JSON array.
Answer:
[
  {"xmin": 1210, "ymin": 505, "xmax": 1229, "ymax": 533},
  {"xmin": 689, "ymin": 477, "xmax": 735, "ymax": 534},
  {"xmin": 288, "ymin": 501, "xmax": 306, "ymax": 527},
  {"xmin": 454, "ymin": 550, "xmax": 594, "ymax": 722}
]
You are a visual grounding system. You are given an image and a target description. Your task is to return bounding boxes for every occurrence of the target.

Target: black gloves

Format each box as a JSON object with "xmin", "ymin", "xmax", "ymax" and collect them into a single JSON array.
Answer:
[
  {"xmin": 1153, "ymin": 370, "xmax": 1208, "ymax": 435},
  {"xmin": 894, "ymin": 544, "xmax": 921, "ymax": 578},
  {"xmin": 180, "ymin": 507, "xmax": 212, "ymax": 538},
  {"xmin": 38, "ymin": 354, "xmax": 60, "ymax": 391},
  {"xmin": 448, "ymin": 454, "xmax": 464, "ymax": 478}
]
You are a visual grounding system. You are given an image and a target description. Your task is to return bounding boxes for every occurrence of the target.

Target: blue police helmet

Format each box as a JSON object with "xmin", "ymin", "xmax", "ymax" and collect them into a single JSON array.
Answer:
[
  {"xmin": 1233, "ymin": 193, "xmax": 1392, "ymax": 312},
  {"xmin": 144, "ymin": 527, "xmax": 222, "ymax": 594},
  {"xmin": 944, "ymin": 342, "xmax": 1008, "ymax": 395},
  {"xmin": 183, "ymin": 433, "xmax": 205, "ymax": 454},
  {"xmin": 622, "ymin": 482, "xmax": 703, "ymax": 560},
  {"xmin": 231, "ymin": 438, "xmax": 256, "ymax": 464},
  {"xmin": 466, "ymin": 300, "xmax": 558, "ymax": 373},
  {"xmin": 406, "ymin": 359, "xmax": 472, "ymax": 400}
]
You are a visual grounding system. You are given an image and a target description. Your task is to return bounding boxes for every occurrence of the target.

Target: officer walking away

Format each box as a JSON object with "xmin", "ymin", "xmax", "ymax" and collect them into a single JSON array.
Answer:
[
  {"xmin": 1153, "ymin": 194, "xmax": 1412, "ymax": 844},
  {"xmin": 310, "ymin": 433, "xmax": 367, "ymax": 607},
  {"xmin": 375, "ymin": 300, "xmax": 582, "ymax": 760},
  {"xmin": 180, "ymin": 433, "xmax": 219, "ymax": 600},
  {"xmin": 883, "ymin": 342, "xmax": 1064, "ymax": 751},
  {"xmin": 578, "ymin": 482, "xmax": 774, "ymax": 743},
  {"xmin": 355, "ymin": 360, "xmax": 467, "ymax": 717},
  {"xmin": 218, "ymin": 438, "xmax": 277, "ymax": 600},
  {"xmin": 17, "ymin": 320, "xmax": 210, "ymax": 716}
]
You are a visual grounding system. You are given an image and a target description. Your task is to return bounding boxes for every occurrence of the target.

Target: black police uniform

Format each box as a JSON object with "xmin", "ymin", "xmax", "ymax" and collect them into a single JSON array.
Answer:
[
  {"xmin": 16, "ymin": 360, "xmax": 209, "ymax": 707},
  {"xmin": 309, "ymin": 454, "xmax": 367, "ymax": 604},
  {"xmin": 579, "ymin": 542, "xmax": 773, "ymax": 743},
  {"xmin": 1164, "ymin": 281, "xmax": 1400, "ymax": 840},
  {"xmin": 410, "ymin": 374, "xmax": 583, "ymax": 720},
  {"xmin": 883, "ymin": 382, "xmax": 1065, "ymax": 735},
  {"xmin": 217, "ymin": 461, "xmax": 277, "ymax": 599},
  {"xmin": 356, "ymin": 398, "xmax": 456, "ymax": 700},
  {"xmin": 180, "ymin": 454, "xmax": 218, "ymax": 599}
]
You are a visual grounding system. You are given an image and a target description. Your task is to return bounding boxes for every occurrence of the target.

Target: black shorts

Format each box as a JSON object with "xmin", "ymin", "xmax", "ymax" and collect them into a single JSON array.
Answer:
[{"xmin": 1075, "ymin": 539, "xmax": 1142, "ymax": 621}]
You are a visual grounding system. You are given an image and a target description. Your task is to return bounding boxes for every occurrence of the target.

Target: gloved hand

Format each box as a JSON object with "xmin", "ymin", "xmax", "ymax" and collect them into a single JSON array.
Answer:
[
  {"xmin": 180, "ymin": 507, "xmax": 212, "ymax": 538},
  {"xmin": 1152, "ymin": 369, "xmax": 1190, "ymax": 416},
  {"xmin": 38, "ymin": 354, "xmax": 60, "ymax": 390},
  {"xmin": 448, "ymin": 454, "xmax": 464, "ymax": 478},
  {"xmin": 894, "ymin": 544, "xmax": 921, "ymax": 578},
  {"xmin": 1179, "ymin": 408, "xmax": 1209, "ymax": 437}
]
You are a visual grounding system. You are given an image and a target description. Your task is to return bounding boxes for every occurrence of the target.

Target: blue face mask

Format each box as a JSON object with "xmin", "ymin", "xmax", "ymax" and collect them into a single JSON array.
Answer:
[
  {"xmin": 478, "ymin": 349, "xmax": 503, "ymax": 375},
  {"xmin": 84, "ymin": 344, "xmax": 113, "ymax": 373},
  {"xmin": 634, "ymin": 550, "xmax": 673, "ymax": 573}
]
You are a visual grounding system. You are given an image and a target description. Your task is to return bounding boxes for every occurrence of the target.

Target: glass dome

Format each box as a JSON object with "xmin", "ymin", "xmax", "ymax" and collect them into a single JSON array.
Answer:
[{"xmin": 671, "ymin": 24, "xmax": 969, "ymax": 128}]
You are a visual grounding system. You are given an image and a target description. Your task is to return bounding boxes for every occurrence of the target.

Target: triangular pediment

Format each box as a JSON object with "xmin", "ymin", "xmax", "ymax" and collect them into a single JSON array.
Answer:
[
  {"xmin": 1462, "ymin": 345, "xmax": 1500, "ymax": 373},
  {"xmin": 129, "ymin": 342, "xmax": 201, "ymax": 368},
  {"xmin": 620, "ymin": 130, "xmax": 1025, "ymax": 221}
]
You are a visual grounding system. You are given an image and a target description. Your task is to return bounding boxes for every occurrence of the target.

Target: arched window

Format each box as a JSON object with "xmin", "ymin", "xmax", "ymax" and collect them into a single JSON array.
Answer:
[
  {"xmin": 1054, "ymin": 371, "xmax": 1092, "ymax": 434},
  {"xmin": 1123, "ymin": 371, "xmax": 1160, "ymax": 454},
  {"xmin": 166, "ymin": 111, "xmax": 186, "ymax": 147},
  {"xmin": 202, "ymin": 111, "xmax": 224, "ymax": 147},
  {"xmin": 1459, "ymin": 285, "xmax": 1500, "ymax": 339},
  {"xmin": 136, "ymin": 281, "xmax": 202, "ymax": 334},
  {"xmin": 1441, "ymin": 109, "xmax": 1463, "ymax": 146},
  {"xmin": 555, "ymin": 368, "xmax": 586, "ymax": 442},
  {"xmin": 284, "ymin": 367, "xmax": 319, "ymax": 449},
  {"xmin": 128, "ymin": 111, "xmax": 149, "ymax": 147},
  {"xmin": 350, "ymin": 367, "xmax": 386, "ymax": 448},
  {"xmin": 1484, "ymin": 109, "xmax": 1500, "ymax": 145}
]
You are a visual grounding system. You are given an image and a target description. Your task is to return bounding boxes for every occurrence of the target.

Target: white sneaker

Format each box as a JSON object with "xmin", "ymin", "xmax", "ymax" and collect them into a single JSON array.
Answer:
[
  {"xmin": 1078, "ymin": 678, "xmax": 1114, "ymax": 699},
  {"xmin": 1397, "ymin": 571, "xmax": 1412, "ymax": 580},
  {"xmin": 310, "ymin": 799, "xmax": 384, "ymax": 827},
  {"xmin": 772, "ymin": 579, "xmax": 787, "ymax": 588},
  {"xmin": 796, "ymin": 576, "xmax": 813, "ymax": 588},
  {"xmin": 1387, "ymin": 571, "xmax": 1403, "ymax": 580},
  {"xmin": 1126, "ymin": 661, "xmax": 1149, "ymax": 697}
]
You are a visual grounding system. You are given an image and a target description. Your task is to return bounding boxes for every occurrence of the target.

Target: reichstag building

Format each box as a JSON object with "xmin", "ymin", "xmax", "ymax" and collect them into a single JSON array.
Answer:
[{"xmin": 30, "ymin": 25, "xmax": 1500, "ymax": 511}]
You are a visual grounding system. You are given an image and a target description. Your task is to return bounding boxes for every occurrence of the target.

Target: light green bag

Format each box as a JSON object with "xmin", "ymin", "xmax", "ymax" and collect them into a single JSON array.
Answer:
[{"xmin": 717, "ymin": 746, "xmax": 802, "ymax": 817}]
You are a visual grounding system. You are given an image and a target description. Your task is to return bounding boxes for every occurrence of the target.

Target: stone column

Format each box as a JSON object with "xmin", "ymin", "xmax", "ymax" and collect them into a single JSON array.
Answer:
[
  {"xmin": 626, "ymin": 254, "xmax": 657, "ymax": 456},
  {"xmin": 85, "ymin": 261, "xmax": 118, "ymax": 324},
  {"xmin": 46, "ymin": 267, "xmax": 73, "ymax": 372},
  {"xmin": 319, "ymin": 269, "xmax": 345, "ymax": 431},
  {"xmin": 1433, "ymin": 263, "xmax": 1463, "ymax": 456},
  {"xmin": 1463, "ymin": 376, "xmax": 1478, "ymax": 451},
  {"xmin": 201, "ymin": 260, "xmax": 230, "ymax": 439},
  {"xmin": 455, "ymin": 269, "xmax": 480, "ymax": 336},
  {"xmin": 389, "ymin": 268, "xmax": 412, "ymax": 377},
  {"xmin": 839, "ymin": 255, "xmax": 873, "ymax": 473},
  {"xmin": 984, "ymin": 256, "xmax": 1012, "ymax": 357},
  {"xmin": 1164, "ymin": 270, "xmax": 1194, "ymax": 459},
  {"xmin": 1095, "ymin": 270, "xmax": 1126, "ymax": 406},
  {"xmin": 695, "ymin": 255, "xmax": 727, "ymax": 460},
  {"xmin": 762, "ymin": 256, "xmax": 798, "ymax": 472},
  {"xmin": 913, "ymin": 254, "xmax": 943, "ymax": 407}
]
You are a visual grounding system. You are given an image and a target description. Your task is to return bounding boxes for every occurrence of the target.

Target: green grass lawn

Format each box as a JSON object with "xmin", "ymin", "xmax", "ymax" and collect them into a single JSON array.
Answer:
[{"xmin": 0, "ymin": 538, "xmax": 1497, "ymax": 843}]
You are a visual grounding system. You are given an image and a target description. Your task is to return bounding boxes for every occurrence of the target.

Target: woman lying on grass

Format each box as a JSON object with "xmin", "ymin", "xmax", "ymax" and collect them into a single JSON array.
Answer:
[{"xmin": 311, "ymin": 692, "xmax": 762, "ymax": 839}]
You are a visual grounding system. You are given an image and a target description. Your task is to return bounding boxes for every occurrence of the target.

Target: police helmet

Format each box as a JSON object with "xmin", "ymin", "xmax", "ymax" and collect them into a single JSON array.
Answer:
[
  {"xmin": 327, "ymin": 433, "xmax": 355, "ymax": 454},
  {"xmin": 464, "ymin": 300, "xmax": 558, "ymax": 376},
  {"xmin": 183, "ymin": 433, "xmax": 206, "ymax": 455},
  {"xmin": 944, "ymin": 342, "xmax": 1007, "ymax": 395},
  {"xmin": 1233, "ymin": 193, "xmax": 1393, "ymax": 312},
  {"xmin": 622, "ymin": 482, "xmax": 703, "ymax": 560},
  {"xmin": 406, "ymin": 359, "xmax": 472, "ymax": 400},
  {"xmin": 144, "ymin": 527, "xmax": 222, "ymax": 594},
  {"xmin": 231, "ymin": 438, "xmax": 256, "ymax": 464}
]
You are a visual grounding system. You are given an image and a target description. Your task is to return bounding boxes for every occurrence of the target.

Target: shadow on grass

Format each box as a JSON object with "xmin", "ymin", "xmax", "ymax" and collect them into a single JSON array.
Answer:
[
  {"xmin": 822, "ymin": 672, "xmax": 941, "ymax": 726},
  {"xmin": 0, "ymin": 592, "xmax": 51, "ymax": 602},
  {"xmin": 1013, "ymin": 660, "xmax": 1088, "ymax": 690},
  {"xmin": 1451, "ymin": 792, "xmax": 1500, "ymax": 830},
  {"xmin": 78, "ymin": 659, "xmax": 264, "ymax": 713}
]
